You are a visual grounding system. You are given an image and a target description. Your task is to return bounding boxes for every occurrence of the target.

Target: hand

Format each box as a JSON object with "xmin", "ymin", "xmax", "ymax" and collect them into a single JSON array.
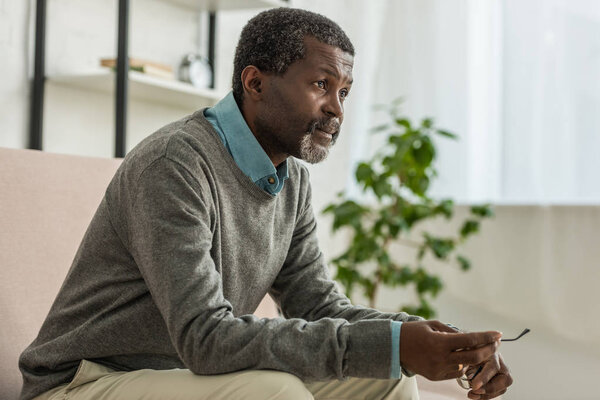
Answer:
[
  {"xmin": 400, "ymin": 320, "xmax": 501, "ymax": 381},
  {"xmin": 466, "ymin": 353, "xmax": 513, "ymax": 400}
]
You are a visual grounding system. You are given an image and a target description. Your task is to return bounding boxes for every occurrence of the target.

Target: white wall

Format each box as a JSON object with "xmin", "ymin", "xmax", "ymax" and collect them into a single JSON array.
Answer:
[
  {"xmin": 0, "ymin": 0, "xmax": 30, "ymax": 149},
  {"xmin": 373, "ymin": 206, "xmax": 600, "ymax": 400}
]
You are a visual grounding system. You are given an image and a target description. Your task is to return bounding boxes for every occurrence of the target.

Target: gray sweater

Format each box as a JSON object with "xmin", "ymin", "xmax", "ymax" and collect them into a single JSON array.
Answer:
[{"xmin": 19, "ymin": 111, "xmax": 421, "ymax": 400}]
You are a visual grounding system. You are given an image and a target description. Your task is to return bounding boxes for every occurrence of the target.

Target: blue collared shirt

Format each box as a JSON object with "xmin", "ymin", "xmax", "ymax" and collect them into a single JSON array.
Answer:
[
  {"xmin": 203, "ymin": 92, "xmax": 288, "ymax": 195},
  {"xmin": 204, "ymin": 91, "xmax": 403, "ymax": 379}
]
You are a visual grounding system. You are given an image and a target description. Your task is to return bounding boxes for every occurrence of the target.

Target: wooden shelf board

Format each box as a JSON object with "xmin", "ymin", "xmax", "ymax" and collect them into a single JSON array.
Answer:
[{"xmin": 48, "ymin": 70, "xmax": 224, "ymax": 109}]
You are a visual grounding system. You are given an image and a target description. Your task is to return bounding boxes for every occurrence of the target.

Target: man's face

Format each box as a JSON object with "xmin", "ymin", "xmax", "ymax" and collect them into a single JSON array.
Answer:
[{"xmin": 253, "ymin": 36, "xmax": 354, "ymax": 164}]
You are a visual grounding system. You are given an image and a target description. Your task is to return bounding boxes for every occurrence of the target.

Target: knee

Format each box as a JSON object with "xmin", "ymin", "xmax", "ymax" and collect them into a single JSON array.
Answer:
[{"xmin": 245, "ymin": 371, "xmax": 313, "ymax": 400}]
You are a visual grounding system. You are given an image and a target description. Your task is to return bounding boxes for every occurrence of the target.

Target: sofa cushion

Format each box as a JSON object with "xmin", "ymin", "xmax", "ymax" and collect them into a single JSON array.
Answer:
[{"xmin": 0, "ymin": 148, "xmax": 122, "ymax": 399}]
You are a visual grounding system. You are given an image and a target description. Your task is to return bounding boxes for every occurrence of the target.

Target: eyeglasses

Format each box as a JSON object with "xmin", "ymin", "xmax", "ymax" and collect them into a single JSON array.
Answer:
[
  {"xmin": 457, "ymin": 328, "xmax": 530, "ymax": 390},
  {"xmin": 500, "ymin": 328, "xmax": 530, "ymax": 342}
]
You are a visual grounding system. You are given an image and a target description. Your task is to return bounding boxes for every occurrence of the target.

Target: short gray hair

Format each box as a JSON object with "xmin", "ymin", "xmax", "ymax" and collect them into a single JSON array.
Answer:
[{"xmin": 232, "ymin": 7, "xmax": 354, "ymax": 105}]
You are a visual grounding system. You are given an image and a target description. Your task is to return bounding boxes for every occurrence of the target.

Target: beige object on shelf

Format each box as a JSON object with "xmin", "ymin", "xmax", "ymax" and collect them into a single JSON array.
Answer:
[{"xmin": 100, "ymin": 57, "xmax": 175, "ymax": 81}]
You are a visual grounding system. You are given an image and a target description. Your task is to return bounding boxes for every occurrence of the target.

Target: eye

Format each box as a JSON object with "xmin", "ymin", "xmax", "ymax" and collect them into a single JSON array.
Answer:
[
  {"xmin": 340, "ymin": 89, "xmax": 349, "ymax": 99},
  {"xmin": 316, "ymin": 80, "xmax": 326, "ymax": 89}
]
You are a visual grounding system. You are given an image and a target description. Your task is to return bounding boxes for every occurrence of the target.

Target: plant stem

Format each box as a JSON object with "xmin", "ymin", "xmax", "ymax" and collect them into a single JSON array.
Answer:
[
  {"xmin": 397, "ymin": 238, "xmax": 422, "ymax": 248},
  {"xmin": 370, "ymin": 275, "xmax": 380, "ymax": 308}
]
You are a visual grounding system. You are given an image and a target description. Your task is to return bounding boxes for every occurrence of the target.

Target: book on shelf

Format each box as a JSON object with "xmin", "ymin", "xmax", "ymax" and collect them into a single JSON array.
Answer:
[{"xmin": 100, "ymin": 58, "xmax": 175, "ymax": 81}]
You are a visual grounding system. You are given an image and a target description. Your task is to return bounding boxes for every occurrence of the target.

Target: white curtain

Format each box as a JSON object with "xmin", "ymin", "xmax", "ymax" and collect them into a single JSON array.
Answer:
[
  {"xmin": 295, "ymin": 0, "xmax": 600, "ymax": 204},
  {"xmin": 501, "ymin": 0, "xmax": 600, "ymax": 203}
]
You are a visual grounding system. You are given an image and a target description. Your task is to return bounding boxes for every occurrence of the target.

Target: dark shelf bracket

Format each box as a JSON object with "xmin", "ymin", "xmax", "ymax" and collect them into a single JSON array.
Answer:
[
  {"xmin": 29, "ymin": 0, "xmax": 47, "ymax": 150},
  {"xmin": 208, "ymin": 11, "xmax": 216, "ymax": 89},
  {"xmin": 115, "ymin": 0, "xmax": 129, "ymax": 158}
]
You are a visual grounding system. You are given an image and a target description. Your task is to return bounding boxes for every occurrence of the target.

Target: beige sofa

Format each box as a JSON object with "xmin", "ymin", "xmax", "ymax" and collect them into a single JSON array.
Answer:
[{"xmin": 0, "ymin": 147, "xmax": 464, "ymax": 400}]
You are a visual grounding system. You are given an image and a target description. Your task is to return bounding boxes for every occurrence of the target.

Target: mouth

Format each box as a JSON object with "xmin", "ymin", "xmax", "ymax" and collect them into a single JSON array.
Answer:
[
  {"xmin": 316, "ymin": 128, "xmax": 335, "ymax": 135},
  {"xmin": 309, "ymin": 120, "xmax": 340, "ymax": 145},
  {"xmin": 314, "ymin": 128, "xmax": 338, "ymax": 145}
]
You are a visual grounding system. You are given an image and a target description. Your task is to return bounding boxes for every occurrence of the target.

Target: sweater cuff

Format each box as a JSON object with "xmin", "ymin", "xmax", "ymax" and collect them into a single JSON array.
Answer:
[
  {"xmin": 390, "ymin": 321, "xmax": 402, "ymax": 379},
  {"xmin": 342, "ymin": 319, "xmax": 393, "ymax": 379}
]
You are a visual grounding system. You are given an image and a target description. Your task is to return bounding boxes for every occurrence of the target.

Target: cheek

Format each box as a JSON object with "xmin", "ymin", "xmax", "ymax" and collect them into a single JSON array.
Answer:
[{"xmin": 268, "ymin": 84, "xmax": 321, "ymax": 129}]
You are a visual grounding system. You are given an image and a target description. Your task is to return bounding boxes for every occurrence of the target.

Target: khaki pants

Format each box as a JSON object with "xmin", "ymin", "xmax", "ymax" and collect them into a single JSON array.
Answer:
[{"xmin": 35, "ymin": 360, "xmax": 420, "ymax": 400}]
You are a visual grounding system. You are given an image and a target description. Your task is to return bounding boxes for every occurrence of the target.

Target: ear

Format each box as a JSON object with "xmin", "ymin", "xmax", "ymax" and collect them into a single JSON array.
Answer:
[{"xmin": 241, "ymin": 65, "xmax": 264, "ymax": 101}]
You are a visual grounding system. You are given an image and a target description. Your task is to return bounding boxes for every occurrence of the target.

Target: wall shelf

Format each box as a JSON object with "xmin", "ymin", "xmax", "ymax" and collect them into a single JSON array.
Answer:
[
  {"xmin": 30, "ymin": 0, "xmax": 286, "ymax": 156},
  {"xmin": 49, "ymin": 69, "xmax": 224, "ymax": 109}
]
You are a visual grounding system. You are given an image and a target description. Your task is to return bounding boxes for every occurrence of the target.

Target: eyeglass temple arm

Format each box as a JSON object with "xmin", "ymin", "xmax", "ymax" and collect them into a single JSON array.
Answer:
[{"xmin": 501, "ymin": 328, "xmax": 530, "ymax": 342}]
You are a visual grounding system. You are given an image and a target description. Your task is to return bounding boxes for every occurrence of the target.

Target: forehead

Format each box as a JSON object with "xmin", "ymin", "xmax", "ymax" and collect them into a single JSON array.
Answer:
[{"xmin": 292, "ymin": 37, "xmax": 354, "ymax": 81}]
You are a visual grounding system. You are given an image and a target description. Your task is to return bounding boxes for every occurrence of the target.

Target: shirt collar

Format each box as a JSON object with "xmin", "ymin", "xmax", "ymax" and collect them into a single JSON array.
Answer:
[{"xmin": 210, "ymin": 92, "xmax": 289, "ymax": 183}]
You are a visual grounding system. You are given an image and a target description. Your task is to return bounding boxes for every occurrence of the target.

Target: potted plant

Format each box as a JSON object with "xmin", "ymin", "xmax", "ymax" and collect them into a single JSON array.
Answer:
[{"xmin": 322, "ymin": 101, "xmax": 493, "ymax": 318}]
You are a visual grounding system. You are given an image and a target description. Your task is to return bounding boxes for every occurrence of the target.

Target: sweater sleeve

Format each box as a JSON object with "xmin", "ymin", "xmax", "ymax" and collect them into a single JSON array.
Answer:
[
  {"xmin": 269, "ymin": 167, "xmax": 423, "ymax": 326},
  {"xmin": 124, "ymin": 155, "xmax": 397, "ymax": 381},
  {"xmin": 269, "ymin": 167, "xmax": 425, "ymax": 379}
]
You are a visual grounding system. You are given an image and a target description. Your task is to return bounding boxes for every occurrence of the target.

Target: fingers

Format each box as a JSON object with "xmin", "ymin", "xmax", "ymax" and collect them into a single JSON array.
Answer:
[
  {"xmin": 442, "ymin": 363, "xmax": 469, "ymax": 381},
  {"xmin": 465, "ymin": 365, "xmax": 481, "ymax": 380},
  {"xmin": 468, "ymin": 388, "xmax": 507, "ymax": 400},
  {"xmin": 469, "ymin": 373, "xmax": 512, "ymax": 399},
  {"xmin": 443, "ymin": 369, "xmax": 465, "ymax": 380},
  {"xmin": 448, "ymin": 342, "xmax": 498, "ymax": 366},
  {"xmin": 470, "ymin": 355, "xmax": 501, "ymax": 390},
  {"xmin": 446, "ymin": 330, "xmax": 502, "ymax": 351},
  {"xmin": 469, "ymin": 356, "xmax": 513, "ymax": 400}
]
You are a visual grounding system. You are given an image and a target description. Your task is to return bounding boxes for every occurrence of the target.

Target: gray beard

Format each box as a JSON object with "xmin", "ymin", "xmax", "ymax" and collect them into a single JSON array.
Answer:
[{"xmin": 299, "ymin": 132, "xmax": 334, "ymax": 164}]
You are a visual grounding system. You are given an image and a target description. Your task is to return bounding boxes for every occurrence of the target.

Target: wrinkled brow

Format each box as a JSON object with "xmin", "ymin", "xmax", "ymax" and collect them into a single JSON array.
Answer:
[{"xmin": 318, "ymin": 67, "xmax": 353, "ymax": 85}]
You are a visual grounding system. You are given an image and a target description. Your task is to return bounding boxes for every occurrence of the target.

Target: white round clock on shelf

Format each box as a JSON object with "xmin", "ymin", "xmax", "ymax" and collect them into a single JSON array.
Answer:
[{"xmin": 179, "ymin": 53, "xmax": 213, "ymax": 89}]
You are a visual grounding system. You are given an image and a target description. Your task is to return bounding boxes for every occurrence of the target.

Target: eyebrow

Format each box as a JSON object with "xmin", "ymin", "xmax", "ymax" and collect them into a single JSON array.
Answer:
[{"xmin": 319, "ymin": 67, "xmax": 353, "ymax": 85}]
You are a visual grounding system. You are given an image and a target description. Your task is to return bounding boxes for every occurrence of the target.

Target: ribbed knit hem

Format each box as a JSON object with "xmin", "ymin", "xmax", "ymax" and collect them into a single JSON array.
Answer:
[{"xmin": 342, "ymin": 319, "xmax": 393, "ymax": 379}]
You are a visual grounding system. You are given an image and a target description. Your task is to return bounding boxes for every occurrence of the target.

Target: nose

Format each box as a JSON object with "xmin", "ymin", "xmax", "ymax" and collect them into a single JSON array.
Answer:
[{"xmin": 322, "ymin": 91, "xmax": 344, "ymax": 120}]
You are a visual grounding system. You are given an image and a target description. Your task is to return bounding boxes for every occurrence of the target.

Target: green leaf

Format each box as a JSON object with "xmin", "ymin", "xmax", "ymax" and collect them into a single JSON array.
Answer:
[
  {"xmin": 355, "ymin": 162, "xmax": 375, "ymax": 188},
  {"xmin": 411, "ymin": 136, "xmax": 435, "ymax": 168},
  {"xmin": 457, "ymin": 255, "xmax": 471, "ymax": 271},
  {"xmin": 470, "ymin": 204, "xmax": 494, "ymax": 218},
  {"xmin": 387, "ymin": 215, "xmax": 407, "ymax": 238},
  {"xmin": 460, "ymin": 220, "xmax": 480, "ymax": 238},
  {"xmin": 436, "ymin": 129, "xmax": 458, "ymax": 139},
  {"xmin": 376, "ymin": 251, "xmax": 391, "ymax": 268},
  {"xmin": 424, "ymin": 234, "xmax": 455, "ymax": 259},
  {"xmin": 421, "ymin": 118, "xmax": 434, "ymax": 128},
  {"xmin": 434, "ymin": 199, "xmax": 454, "ymax": 219},
  {"xmin": 349, "ymin": 232, "xmax": 379, "ymax": 263},
  {"xmin": 372, "ymin": 178, "xmax": 393, "ymax": 199},
  {"xmin": 396, "ymin": 265, "xmax": 414, "ymax": 285},
  {"xmin": 381, "ymin": 152, "xmax": 404, "ymax": 175},
  {"xmin": 328, "ymin": 200, "xmax": 368, "ymax": 231},
  {"xmin": 416, "ymin": 272, "xmax": 443, "ymax": 297},
  {"xmin": 395, "ymin": 118, "xmax": 411, "ymax": 130},
  {"xmin": 402, "ymin": 202, "xmax": 434, "ymax": 227},
  {"xmin": 322, "ymin": 204, "xmax": 336, "ymax": 215},
  {"xmin": 335, "ymin": 265, "xmax": 362, "ymax": 297}
]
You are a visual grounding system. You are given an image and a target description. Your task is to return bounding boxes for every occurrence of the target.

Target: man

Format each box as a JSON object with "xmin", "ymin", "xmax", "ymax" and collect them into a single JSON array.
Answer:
[{"xmin": 19, "ymin": 8, "xmax": 512, "ymax": 400}]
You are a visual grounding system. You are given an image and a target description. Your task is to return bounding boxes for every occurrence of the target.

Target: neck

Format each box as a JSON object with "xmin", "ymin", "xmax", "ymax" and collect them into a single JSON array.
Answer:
[{"xmin": 240, "ymin": 101, "xmax": 288, "ymax": 167}]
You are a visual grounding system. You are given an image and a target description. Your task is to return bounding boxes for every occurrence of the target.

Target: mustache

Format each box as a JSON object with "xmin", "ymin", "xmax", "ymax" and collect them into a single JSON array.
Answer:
[{"xmin": 307, "ymin": 119, "xmax": 341, "ymax": 137}]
